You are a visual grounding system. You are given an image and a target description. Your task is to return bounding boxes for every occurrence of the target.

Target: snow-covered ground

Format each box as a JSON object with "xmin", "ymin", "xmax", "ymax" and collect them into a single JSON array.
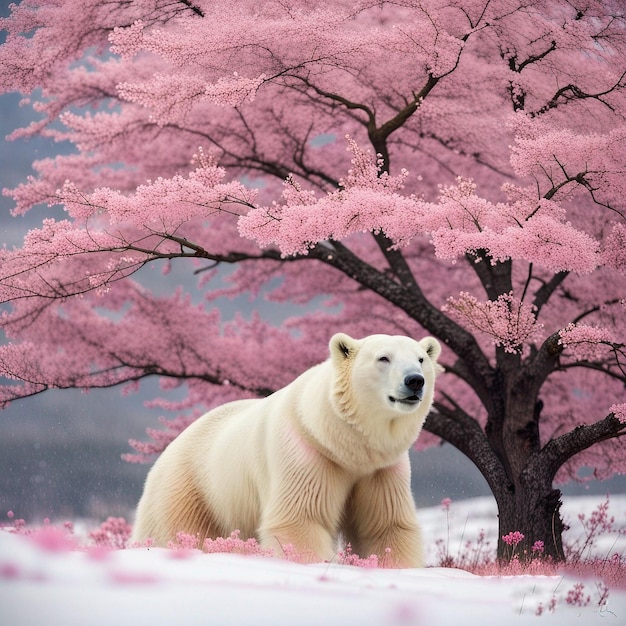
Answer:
[{"xmin": 1, "ymin": 494, "xmax": 624, "ymax": 625}]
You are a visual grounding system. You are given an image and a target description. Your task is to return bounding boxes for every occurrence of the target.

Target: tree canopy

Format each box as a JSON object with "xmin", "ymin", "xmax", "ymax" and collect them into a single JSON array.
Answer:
[{"xmin": 1, "ymin": 0, "xmax": 625, "ymax": 559}]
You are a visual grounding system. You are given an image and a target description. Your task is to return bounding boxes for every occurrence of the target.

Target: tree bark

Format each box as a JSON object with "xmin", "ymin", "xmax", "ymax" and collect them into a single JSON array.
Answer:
[
  {"xmin": 495, "ymin": 466, "xmax": 565, "ymax": 562},
  {"xmin": 427, "ymin": 407, "xmax": 625, "ymax": 561}
]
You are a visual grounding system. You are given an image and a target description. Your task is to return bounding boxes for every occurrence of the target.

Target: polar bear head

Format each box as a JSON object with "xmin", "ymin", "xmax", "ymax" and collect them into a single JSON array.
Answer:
[{"xmin": 329, "ymin": 333, "xmax": 443, "ymax": 421}]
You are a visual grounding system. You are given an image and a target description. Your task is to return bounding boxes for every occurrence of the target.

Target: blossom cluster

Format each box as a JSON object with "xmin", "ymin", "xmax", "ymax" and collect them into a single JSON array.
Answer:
[
  {"xmin": 238, "ymin": 138, "xmax": 418, "ymax": 256},
  {"xmin": 117, "ymin": 71, "xmax": 265, "ymax": 125},
  {"xmin": 603, "ymin": 223, "xmax": 626, "ymax": 272},
  {"xmin": 610, "ymin": 404, "xmax": 626, "ymax": 425},
  {"xmin": 558, "ymin": 323, "xmax": 614, "ymax": 362},
  {"xmin": 510, "ymin": 117, "xmax": 626, "ymax": 210},
  {"xmin": 443, "ymin": 291, "xmax": 543, "ymax": 353},
  {"xmin": 501, "ymin": 531, "xmax": 524, "ymax": 547},
  {"xmin": 240, "ymin": 137, "xmax": 602, "ymax": 276},
  {"xmin": 89, "ymin": 517, "xmax": 133, "ymax": 550},
  {"xmin": 58, "ymin": 160, "xmax": 252, "ymax": 228},
  {"xmin": 0, "ymin": 0, "xmax": 624, "ymax": 494}
]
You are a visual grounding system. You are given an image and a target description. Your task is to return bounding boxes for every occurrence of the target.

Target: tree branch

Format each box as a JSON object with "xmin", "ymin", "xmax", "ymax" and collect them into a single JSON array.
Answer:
[
  {"xmin": 532, "ymin": 71, "xmax": 626, "ymax": 117},
  {"xmin": 425, "ymin": 405, "xmax": 512, "ymax": 503},
  {"xmin": 525, "ymin": 331, "xmax": 563, "ymax": 382},
  {"xmin": 466, "ymin": 252, "xmax": 513, "ymax": 301},
  {"xmin": 525, "ymin": 413, "xmax": 626, "ymax": 484},
  {"xmin": 295, "ymin": 81, "xmax": 376, "ymax": 126},
  {"xmin": 177, "ymin": 0, "xmax": 204, "ymax": 18},
  {"xmin": 373, "ymin": 74, "xmax": 439, "ymax": 143},
  {"xmin": 309, "ymin": 240, "xmax": 496, "ymax": 403},
  {"xmin": 532, "ymin": 270, "xmax": 569, "ymax": 315}
]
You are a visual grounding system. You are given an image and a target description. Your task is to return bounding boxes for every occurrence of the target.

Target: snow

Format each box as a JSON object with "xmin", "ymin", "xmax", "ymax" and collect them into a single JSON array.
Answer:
[{"xmin": 1, "ymin": 495, "xmax": 625, "ymax": 625}]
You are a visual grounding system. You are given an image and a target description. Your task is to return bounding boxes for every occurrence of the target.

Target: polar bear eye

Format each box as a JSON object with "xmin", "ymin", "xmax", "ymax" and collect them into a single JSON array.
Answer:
[
  {"xmin": 418, "ymin": 357, "xmax": 424, "ymax": 363},
  {"xmin": 378, "ymin": 356, "xmax": 390, "ymax": 363}
]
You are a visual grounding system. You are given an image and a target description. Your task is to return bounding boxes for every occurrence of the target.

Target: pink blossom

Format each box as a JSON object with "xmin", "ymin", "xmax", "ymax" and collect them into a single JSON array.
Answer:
[
  {"xmin": 28, "ymin": 527, "xmax": 77, "ymax": 552},
  {"xmin": 502, "ymin": 531, "xmax": 524, "ymax": 547},
  {"xmin": 444, "ymin": 292, "xmax": 543, "ymax": 353},
  {"xmin": 167, "ymin": 532, "xmax": 200, "ymax": 551},
  {"xmin": 89, "ymin": 517, "xmax": 132, "ymax": 550},
  {"xmin": 610, "ymin": 404, "xmax": 626, "ymax": 425},
  {"xmin": 202, "ymin": 530, "xmax": 272, "ymax": 557},
  {"xmin": 0, "ymin": 0, "xmax": 624, "ymax": 559},
  {"xmin": 558, "ymin": 323, "xmax": 614, "ymax": 362},
  {"xmin": 602, "ymin": 223, "xmax": 626, "ymax": 272},
  {"xmin": 337, "ymin": 543, "xmax": 385, "ymax": 568},
  {"xmin": 239, "ymin": 138, "xmax": 418, "ymax": 256},
  {"xmin": 566, "ymin": 583, "xmax": 591, "ymax": 607}
]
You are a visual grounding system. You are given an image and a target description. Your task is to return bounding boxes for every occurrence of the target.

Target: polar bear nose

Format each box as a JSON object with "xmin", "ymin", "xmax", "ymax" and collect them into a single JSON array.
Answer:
[{"xmin": 404, "ymin": 374, "xmax": 425, "ymax": 392}]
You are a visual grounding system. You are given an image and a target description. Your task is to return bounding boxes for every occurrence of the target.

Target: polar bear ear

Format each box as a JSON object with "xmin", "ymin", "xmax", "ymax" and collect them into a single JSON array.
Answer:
[
  {"xmin": 418, "ymin": 337, "xmax": 443, "ymax": 371},
  {"xmin": 329, "ymin": 333, "xmax": 358, "ymax": 361}
]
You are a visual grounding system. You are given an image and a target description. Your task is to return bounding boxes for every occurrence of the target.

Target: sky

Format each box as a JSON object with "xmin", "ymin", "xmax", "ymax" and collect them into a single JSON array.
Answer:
[{"xmin": 0, "ymin": 0, "xmax": 624, "ymax": 524}]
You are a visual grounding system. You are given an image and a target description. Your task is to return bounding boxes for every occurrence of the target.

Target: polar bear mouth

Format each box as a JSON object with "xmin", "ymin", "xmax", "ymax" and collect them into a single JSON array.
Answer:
[{"xmin": 389, "ymin": 394, "xmax": 421, "ymax": 406}]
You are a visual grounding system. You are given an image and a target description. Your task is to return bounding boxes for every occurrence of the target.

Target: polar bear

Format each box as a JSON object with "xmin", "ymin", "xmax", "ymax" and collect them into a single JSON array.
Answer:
[{"xmin": 131, "ymin": 333, "xmax": 442, "ymax": 567}]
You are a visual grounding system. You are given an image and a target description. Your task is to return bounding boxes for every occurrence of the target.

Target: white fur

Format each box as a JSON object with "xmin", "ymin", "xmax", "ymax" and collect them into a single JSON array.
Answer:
[{"xmin": 131, "ymin": 333, "xmax": 442, "ymax": 567}]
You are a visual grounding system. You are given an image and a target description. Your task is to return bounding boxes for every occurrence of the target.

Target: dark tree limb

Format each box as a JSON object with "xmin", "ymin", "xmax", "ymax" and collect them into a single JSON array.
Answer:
[
  {"xmin": 425, "ymin": 404, "xmax": 512, "ymax": 503},
  {"xmin": 525, "ymin": 413, "xmax": 626, "ymax": 484}
]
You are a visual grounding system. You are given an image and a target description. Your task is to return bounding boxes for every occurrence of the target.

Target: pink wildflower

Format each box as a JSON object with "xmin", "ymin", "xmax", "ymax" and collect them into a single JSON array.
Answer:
[
  {"xmin": 89, "ymin": 517, "xmax": 132, "ymax": 549},
  {"xmin": 337, "ymin": 543, "xmax": 380, "ymax": 569},
  {"xmin": 167, "ymin": 532, "xmax": 200, "ymax": 551},
  {"xmin": 28, "ymin": 526, "xmax": 77, "ymax": 552},
  {"xmin": 203, "ymin": 530, "xmax": 273, "ymax": 557},
  {"xmin": 167, "ymin": 532, "xmax": 202, "ymax": 558},
  {"xmin": 566, "ymin": 583, "xmax": 590, "ymax": 607},
  {"xmin": 502, "ymin": 531, "xmax": 524, "ymax": 546}
]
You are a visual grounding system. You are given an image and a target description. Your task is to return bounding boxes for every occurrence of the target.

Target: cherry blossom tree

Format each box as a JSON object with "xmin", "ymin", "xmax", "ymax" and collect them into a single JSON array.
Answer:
[{"xmin": 1, "ymin": 0, "xmax": 625, "ymax": 561}]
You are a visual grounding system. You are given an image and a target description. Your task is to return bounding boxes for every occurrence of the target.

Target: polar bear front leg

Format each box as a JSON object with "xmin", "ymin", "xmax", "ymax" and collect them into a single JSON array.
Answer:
[
  {"xmin": 259, "ymin": 516, "xmax": 337, "ymax": 563},
  {"xmin": 258, "ymin": 460, "xmax": 352, "ymax": 563},
  {"xmin": 343, "ymin": 457, "xmax": 424, "ymax": 568}
]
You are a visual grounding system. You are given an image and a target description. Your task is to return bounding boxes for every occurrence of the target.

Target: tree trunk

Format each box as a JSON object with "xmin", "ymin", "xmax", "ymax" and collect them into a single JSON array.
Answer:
[
  {"xmin": 497, "ymin": 411, "xmax": 626, "ymax": 561},
  {"xmin": 427, "ymin": 406, "xmax": 626, "ymax": 563},
  {"xmin": 495, "ymin": 477, "xmax": 565, "ymax": 562},
  {"xmin": 425, "ymin": 402, "xmax": 568, "ymax": 563},
  {"xmin": 492, "ymin": 412, "xmax": 567, "ymax": 562}
]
